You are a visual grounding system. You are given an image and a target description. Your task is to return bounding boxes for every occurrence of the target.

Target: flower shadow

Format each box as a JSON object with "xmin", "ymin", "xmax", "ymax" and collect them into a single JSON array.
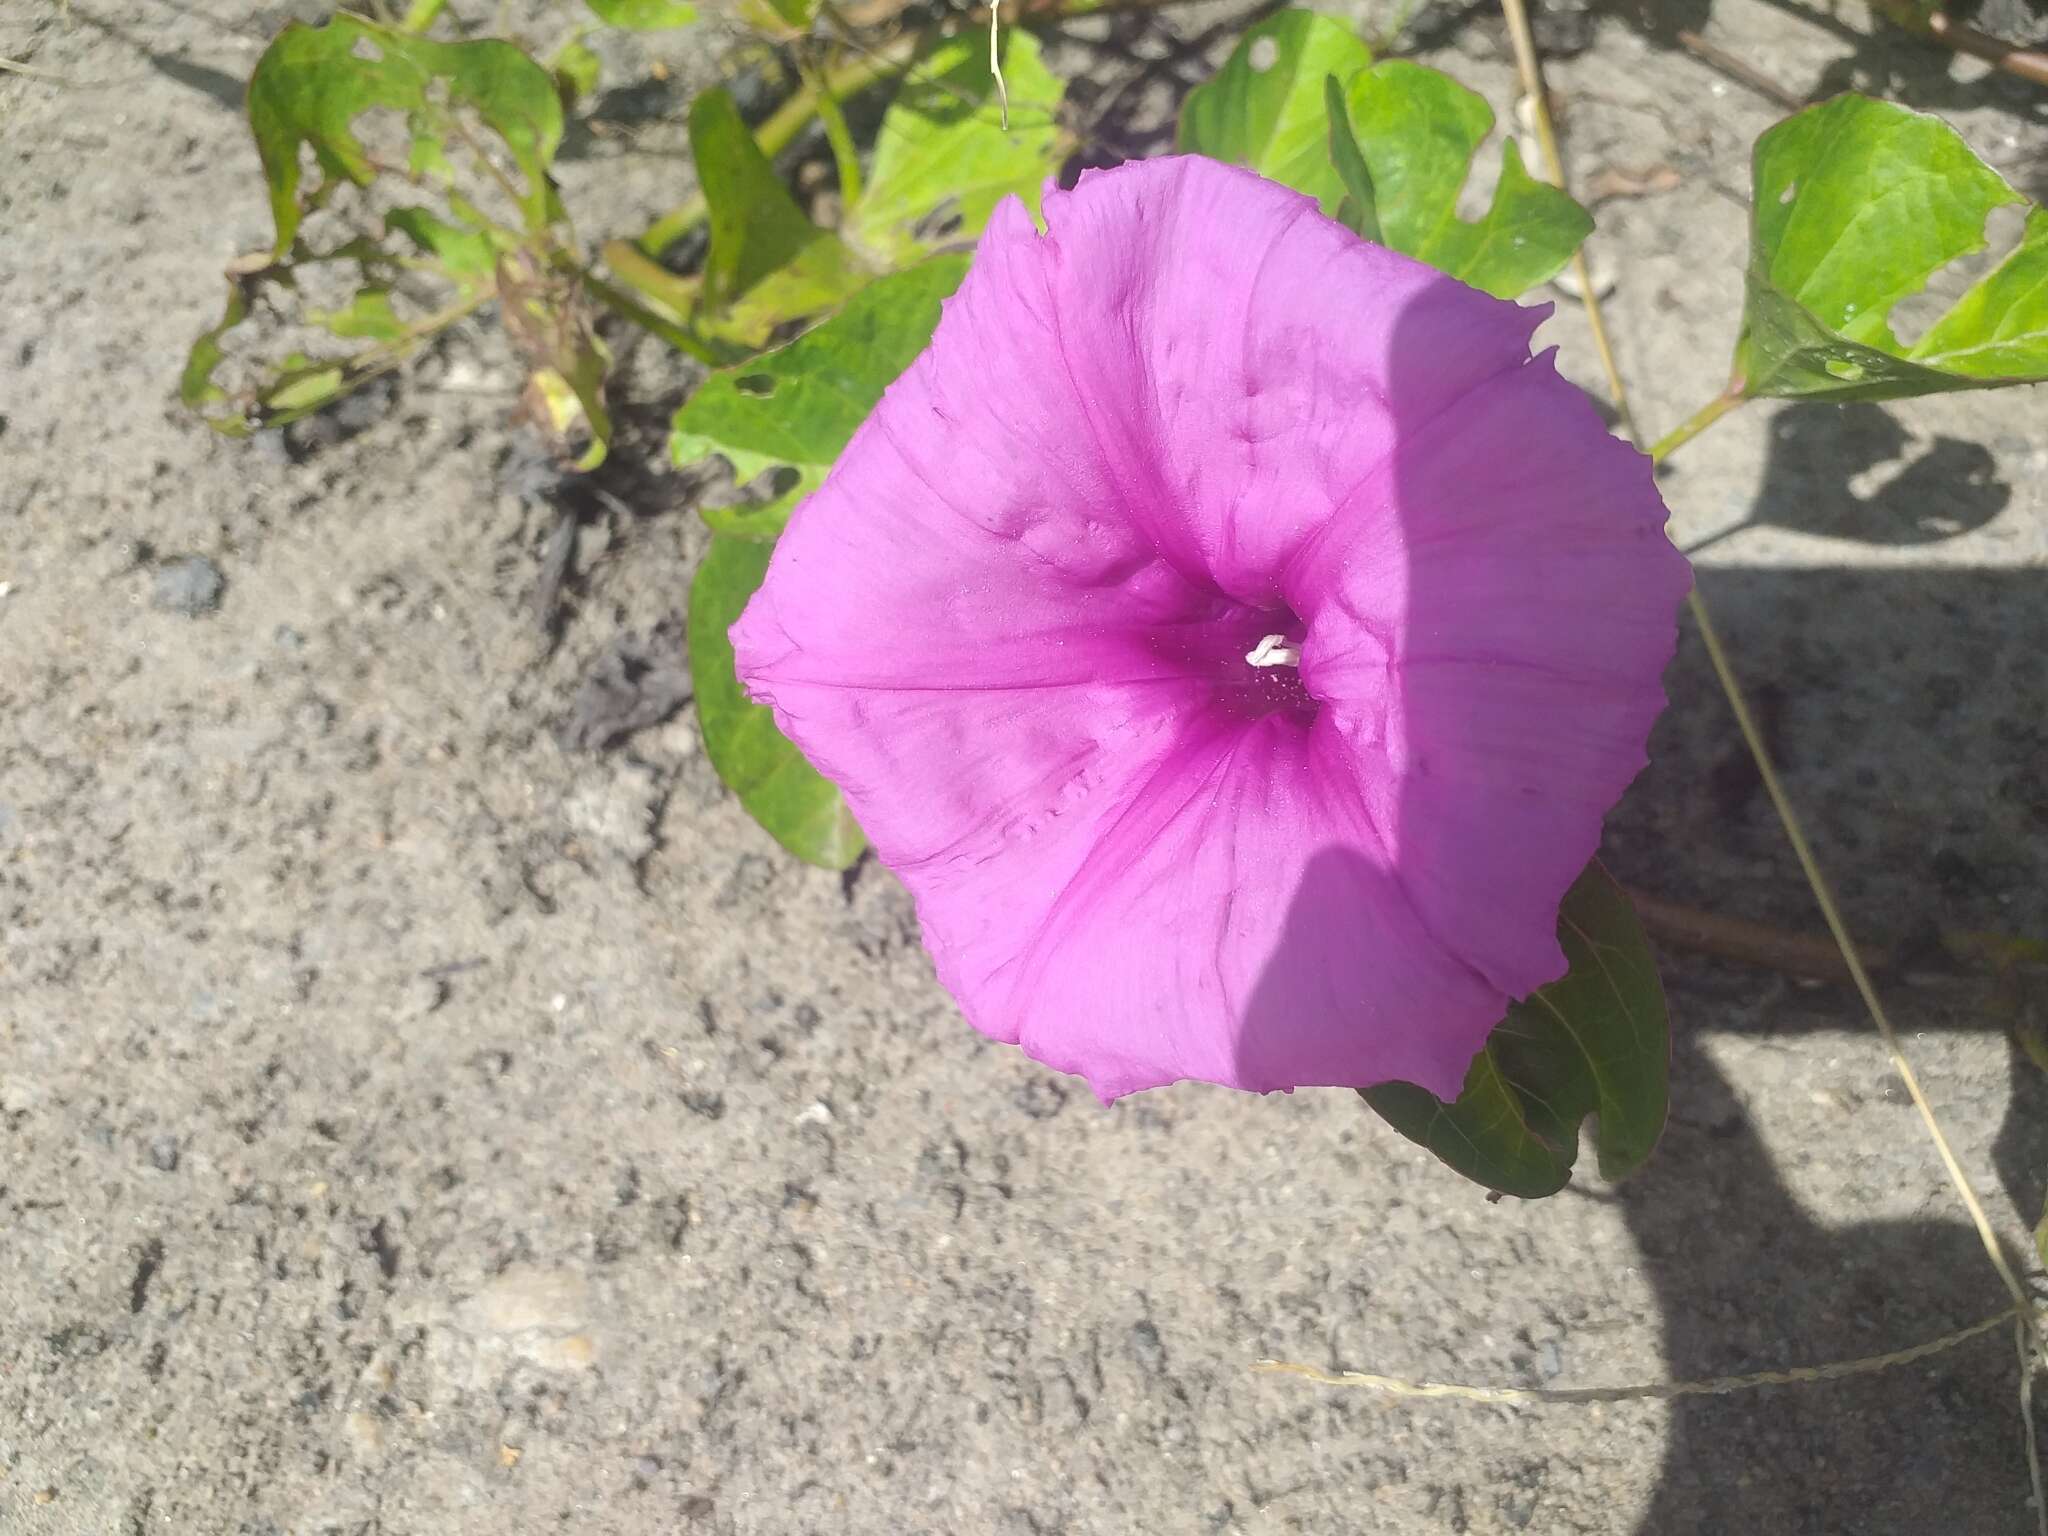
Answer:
[
  {"xmin": 1620, "ymin": 1021, "xmax": 2026, "ymax": 1534},
  {"xmin": 1606, "ymin": 554, "xmax": 2048, "ymax": 1530},
  {"xmin": 1231, "ymin": 251, "xmax": 2045, "ymax": 1521},
  {"xmin": 1233, "ymin": 846, "xmax": 1396, "ymax": 1092}
]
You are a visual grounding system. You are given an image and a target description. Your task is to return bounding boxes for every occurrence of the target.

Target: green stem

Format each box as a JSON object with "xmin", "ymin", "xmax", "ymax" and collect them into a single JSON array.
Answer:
[
  {"xmin": 1647, "ymin": 386, "xmax": 1744, "ymax": 465},
  {"xmin": 580, "ymin": 272, "xmax": 724, "ymax": 365},
  {"xmin": 806, "ymin": 58, "xmax": 865, "ymax": 209},
  {"xmin": 636, "ymin": 35, "xmax": 921, "ymax": 258},
  {"xmin": 400, "ymin": 0, "xmax": 449, "ymax": 32}
]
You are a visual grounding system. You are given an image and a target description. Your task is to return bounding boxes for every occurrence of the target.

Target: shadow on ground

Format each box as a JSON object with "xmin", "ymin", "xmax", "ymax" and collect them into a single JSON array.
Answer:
[{"xmin": 1603, "ymin": 546, "xmax": 2048, "ymax": 1531}]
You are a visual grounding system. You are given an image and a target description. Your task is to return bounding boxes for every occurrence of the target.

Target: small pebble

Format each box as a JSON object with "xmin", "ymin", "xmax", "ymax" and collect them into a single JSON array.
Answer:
[
  {"xmin": 1129, "ymin": 1320, "xmax": 1168, "ymax": 1374},
  {"xmin": 148, "ymin": 1133, "xmax": 181, "ymax": 1172},
  {"xmin": 151, "ymin": 556, "xmax": 225, "ymax": 617}
]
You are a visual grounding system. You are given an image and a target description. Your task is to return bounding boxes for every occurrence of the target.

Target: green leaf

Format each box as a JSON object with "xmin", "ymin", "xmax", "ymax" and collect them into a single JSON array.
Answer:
[
  {"xmin": 583, "ymin": 0, "xmax": 699, "ymax": 29},
  {"xmin": 1178, "ymin": 9, "xmax": 1374, "ymax": 215},
  {"xmin": 1323, "ymin": 73, "xmax": 1381, "ymax": 242},
  {"xmin": 1362, "ymin": 864, "xmax": 1669, "ymax": 1199},
  {"xmin": 309, "ymin": 286, "xmax": 404, "ymax": 341},
  {"xmin": 179, "ymin": 280, "xmax": 255, "ymax": 427},
  {"xmin": 264, "ymin": 364, "xmax": 349, "ymax": 413},
  {"xmin": 384, "ymin": 205, "xmax": 503, "ymax": 282},
  {"xmin": 738, "ymin": 0, "xmax": 818, "ymax": 33},
  {"xmin": 673, "ymin": 255, "xmax": 969, "ymax": 536},
  {"xmin": 1180, "ymin": 21, "xmax": 1587, "ymax": 299},
  {"xmin": 690, "ymin": 536, "xmax": 866, "ymax": 869},
  {"xmin": 1340, "ymin": 60, "xmax": 1590, "ymax": 298},
  {"xmin": 1737, "ymin": 93, "xmax": 2048, "ymax": 401},
  {"xmin": 842, "ymin": 31, "xmax": 1067, "ymax": 264},
  {"xmin": 689, "ymin": 86, "xmax": 868, "ymax": 346},
  {"xmin": 552, "ymin": 37, "xmax": 602, "ymax": 109},
  {"xmin": 247, "ymin": 14, "xmax": 563, "ymax": 257}
]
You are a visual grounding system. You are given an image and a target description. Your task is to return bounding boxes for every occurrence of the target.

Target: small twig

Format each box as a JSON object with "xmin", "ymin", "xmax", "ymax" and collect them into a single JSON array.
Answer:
[
  {"xmin": 0, "ymin": 56, "xmax": 74, "ymax": 84},
  {"xmin": 1926, "ymin": 11, "xmax": 2048, "ymax": 90},
  {"xmin": 1498, "ymin": 0, "xmax": 1638, "ymax": 444},
  {"xmin": 1866, "ymin": 0, "xmax": 2048, "ymax": 91},
  {"xmin": 1624, "ymin": 886, "xmax": 1894, "ymax": 983},
  {"xmin": 1259, "ymin": 1306, "xmax": 2024, "ymax": 1404},
  {"xmin": 1673, "ymin": 28, "xmax": 1803, "ymax": 110}
]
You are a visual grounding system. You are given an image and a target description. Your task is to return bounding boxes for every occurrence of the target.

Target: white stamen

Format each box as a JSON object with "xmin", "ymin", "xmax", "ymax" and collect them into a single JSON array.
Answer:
[{"xmin": 1245, "ymin": 634, "xmax": 1301, "ymax": 669}]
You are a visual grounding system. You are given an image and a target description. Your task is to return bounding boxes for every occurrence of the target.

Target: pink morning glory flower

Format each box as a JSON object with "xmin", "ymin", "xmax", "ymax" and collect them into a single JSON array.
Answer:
[{"xmin": 732, "ymin": 156, "xmax": 1690, "ymax": 1102}]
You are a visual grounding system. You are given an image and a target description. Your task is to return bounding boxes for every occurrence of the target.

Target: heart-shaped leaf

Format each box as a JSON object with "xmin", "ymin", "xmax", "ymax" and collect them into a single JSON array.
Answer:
[
  {"xmin": 1177, "ymin": 9, "xmax": 1374, "ymax": 214},
  {"xmin": 843, "ymin": 31, "xmax": 1066, "ymax": 264},
  {"xmin": 690, "ymin": 536, "xmax": 867, "ymax": 870},
  {"xmin": 690, "ymin": 86, "xmax": 869, "ymax": 346},
  {"xmin": 1362, "ymin": 864, "xmax": 1669, "ymax": 1199},
  {"xmin": 247, "ymin": 15, "xmax": 563, "ymax": 255},
  {"xmin": 673, "ymin": 255, "xmax": 969, "ymax": 536},
  {"xmin": 1737, "ymin": 93, "xmax": 2048, "ymax": 401},
  {"xmin": 1181, "ymin": 16, "xmax": 1589, "ymax": 300},
  {"xmin": 1339, "ymin": 60, "xmax": 1589, "ymax": 299}
]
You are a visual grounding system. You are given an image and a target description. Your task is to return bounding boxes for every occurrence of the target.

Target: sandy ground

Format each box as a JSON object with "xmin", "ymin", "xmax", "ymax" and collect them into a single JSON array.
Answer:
[{"xmin": 5, "ymin": 0, "xmax": 2048, "ymax": 1531}]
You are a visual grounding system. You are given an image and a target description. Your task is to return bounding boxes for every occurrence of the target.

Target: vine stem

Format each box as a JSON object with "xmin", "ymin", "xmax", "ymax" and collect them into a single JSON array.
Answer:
[
  {"xmin": 1261, "ymin": 1305, "xmax": 2021, "ymax": 1404},
  {"xmin": 801, "ymin": 54, "xmax": 865, "ymax": 208},
  {"xmin": 0, "ymin": 55, "xmax": 71, "ymax": 82},
  {"xmin": 400, "ymin": 0, "xmax": 449, "ymax": 32},
  {"xmin": 1646, "ymin": 385, "xmax": 1742, "ymax": 465},
  {"xmin": 1499, "ymin": 3, "xmax": 1638, "ymax": 446},
  {"xmin": 637, "ymin": 35, "xmax": 920, "ymax": 258},
  {"xmin": 634, "ymin": 0, "xmax": 1155, "ymax": 260},
  {"xmin": 1497, "ymin": 0, "xmax": 2045, "ymax": 1436}
]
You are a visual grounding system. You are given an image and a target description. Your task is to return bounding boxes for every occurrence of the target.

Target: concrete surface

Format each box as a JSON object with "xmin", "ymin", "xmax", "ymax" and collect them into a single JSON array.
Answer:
[{"xmin": 3, "ymin": 1, "xmax": 2047, "ymax": 1532}]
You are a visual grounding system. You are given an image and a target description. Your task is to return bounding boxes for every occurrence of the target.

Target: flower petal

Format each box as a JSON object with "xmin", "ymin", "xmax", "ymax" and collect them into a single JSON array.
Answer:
[
  {"xmin": 1299, "ymin": 354, "xmax": 1691, "ymax": 997},
  {"xmin": 733, "ymin": 156, "xmax": 1687, "ymax": 1102},
  {"xmin": 1033, "ymin": 158, "xmax": 1544, "ymax": 604}
]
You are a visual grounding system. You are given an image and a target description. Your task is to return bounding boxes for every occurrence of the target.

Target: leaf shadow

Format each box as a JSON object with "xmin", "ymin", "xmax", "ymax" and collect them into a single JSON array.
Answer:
[
  {"xmin": 1599, "ymin": 0, "xmax": 2048, "ymax": 129},
  {"xmin": 65, "ymin": 4, "xmax": 247, "ymax": 113},
  {"xmin": 1688, "ymin": 405, "xmax": 2011, "ymax": 554}
]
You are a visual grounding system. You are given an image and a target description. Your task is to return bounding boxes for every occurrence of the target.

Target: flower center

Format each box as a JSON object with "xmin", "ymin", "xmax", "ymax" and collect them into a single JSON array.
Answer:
[
  {"xmin": 1244, "ymin": 634, "xmax": 1301, "ymax": 669},
  {"xmin": 1220, "ymin": 615, "xmax": 1314, "ymax": 723}
]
